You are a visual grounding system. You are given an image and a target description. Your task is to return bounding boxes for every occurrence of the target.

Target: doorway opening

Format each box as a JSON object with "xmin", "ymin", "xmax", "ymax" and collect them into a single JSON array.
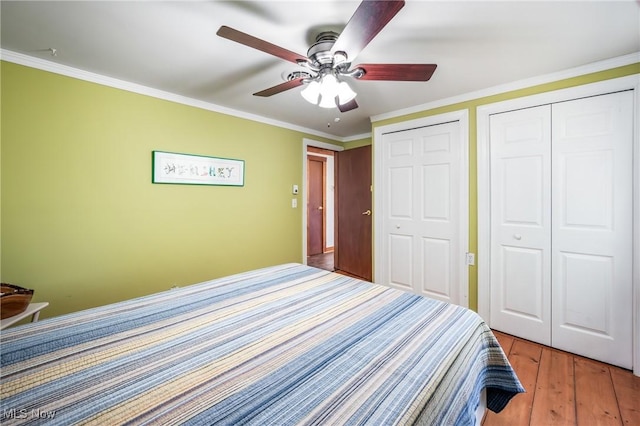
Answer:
[
  {"xmin": 303, "ymin": 139, "xmax": 373, "ymax": 281},
  {"xmin": 306, "ymin": 146, "xmax": 335, "ymax": 272}
]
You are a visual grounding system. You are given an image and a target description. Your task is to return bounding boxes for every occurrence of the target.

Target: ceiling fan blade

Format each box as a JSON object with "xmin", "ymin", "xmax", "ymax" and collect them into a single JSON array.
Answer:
[
  {"xmin": 253, "ymin": 78, "xmax": 305, "ymax": 97},
  {"xmin": 338, "ymin": 99, "xmax": 359, "ymax": 113},
  {"xmin": 331, "ymin": 0, "xmax": 405, "ymax": 61},
  {"xmin": 356, "ymin": 64, "xmax": 437, "ymax": 81},
  {"xmin": 217, "ymin": 26, "xmax": 308, "ymax": 65}
]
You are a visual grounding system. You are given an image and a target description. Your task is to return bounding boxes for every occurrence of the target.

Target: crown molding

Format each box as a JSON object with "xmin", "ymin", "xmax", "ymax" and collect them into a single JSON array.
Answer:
[
  {"xmin": 0, "ymin": 49, "xmax": 348, "ymax": 143},
  {"xmin": 371, "ymin": 52, "xmax": 640, "ymax": 123},
  {"xmin": 7, "ymin": 46, "xmax": 633, "ymax": 142},
  {"xmin": 341, "ymin": 131, "xmax": 372, "ymax": 142}
]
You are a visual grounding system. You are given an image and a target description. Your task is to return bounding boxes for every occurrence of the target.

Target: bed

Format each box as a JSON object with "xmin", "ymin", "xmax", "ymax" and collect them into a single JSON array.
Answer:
[{"xmin": 0, "ymin": 263, "xmax": 523, "ymax": 425}]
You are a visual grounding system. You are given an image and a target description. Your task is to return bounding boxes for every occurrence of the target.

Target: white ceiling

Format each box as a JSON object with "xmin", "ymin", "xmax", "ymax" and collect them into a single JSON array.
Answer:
[{"xmin": 2, "ymin": 1, "xmax": 639, "ymax": 139}]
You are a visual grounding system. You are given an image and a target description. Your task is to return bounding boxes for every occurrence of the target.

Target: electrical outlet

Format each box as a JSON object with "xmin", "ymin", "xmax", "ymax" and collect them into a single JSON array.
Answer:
[
  {"xmin": 466, "ymin": 252, "xmax": 475, "ymax": 266},
  {"xmin": 292, "ymin": 198, "xmax": 297, "ymax": 208}
]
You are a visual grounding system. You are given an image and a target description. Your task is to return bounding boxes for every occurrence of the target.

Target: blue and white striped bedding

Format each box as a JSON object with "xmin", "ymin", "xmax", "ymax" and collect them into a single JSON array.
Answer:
[{"xmin": 1, "ymin": 263, "xmax": 523, "ymax": 425}]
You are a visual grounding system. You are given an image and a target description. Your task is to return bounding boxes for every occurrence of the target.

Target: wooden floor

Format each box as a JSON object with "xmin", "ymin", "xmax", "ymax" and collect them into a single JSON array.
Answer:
[
  {"xmin": 483, "ymin": 331, "xmax": 640, "ymax": 426},
  {"xmin": 307, "ymin": 252, "xmax": 334, "ymax": 272}
]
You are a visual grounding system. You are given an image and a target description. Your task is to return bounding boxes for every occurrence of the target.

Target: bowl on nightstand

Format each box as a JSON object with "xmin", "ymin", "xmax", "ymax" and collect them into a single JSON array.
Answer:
[{"xmin": 1, "ymin": 283, "xmax": 34, "ymax": 319}]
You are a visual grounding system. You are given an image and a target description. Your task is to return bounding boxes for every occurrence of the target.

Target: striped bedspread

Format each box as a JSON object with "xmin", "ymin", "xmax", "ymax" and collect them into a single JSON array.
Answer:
[{"xmin": 1, "ymin": 263, "xmax": 523, "ymax": 425}]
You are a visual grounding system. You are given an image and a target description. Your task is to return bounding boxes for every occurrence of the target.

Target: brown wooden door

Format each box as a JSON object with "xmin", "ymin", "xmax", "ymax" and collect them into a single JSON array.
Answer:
[
  {"xmin": 307, "ymin": 155, "xmax": 325, "ymax": 256},
  {"xmin": 335, "ymin": 145, "xmax": 372, "ymax": 281}
]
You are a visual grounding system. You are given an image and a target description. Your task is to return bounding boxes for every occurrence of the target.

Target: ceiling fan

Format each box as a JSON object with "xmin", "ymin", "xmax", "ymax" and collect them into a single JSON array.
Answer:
[{"xmin": 216, "ymin": 0, "xmax": 437, "ymax": 112}]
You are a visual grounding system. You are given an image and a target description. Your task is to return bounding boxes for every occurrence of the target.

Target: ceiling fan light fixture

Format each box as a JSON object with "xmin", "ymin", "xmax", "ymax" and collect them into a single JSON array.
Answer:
[
  {"xmin": 301, "ymin": 80, "xmax": 321, "ymax": 104},
  {"xmin": 317, "ymin": 74, "xmax": 340, "ymax": 108},
  {"xmin": 337, "ymin": 81, "xmax": 357, "ymax": 105},
  {"xmin": 301, "ymin": 73, "xmax": 357, "ymax": 108},
  {"xmin": 320, "ymin": 73, "xmax": 339, "ymax": 94},
  {"xmin": 318, "ymin": 93, "xmax": 337, "ymax": 109}
]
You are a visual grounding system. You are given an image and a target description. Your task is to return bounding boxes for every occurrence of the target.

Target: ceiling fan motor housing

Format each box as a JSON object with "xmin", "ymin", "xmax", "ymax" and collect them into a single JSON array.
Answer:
[
  {"xmin": 303, "ymin": 31, "xmax": 359, "ymax": 82},
  {"xmin": 307, "ymin": 31, "xmax": 339, "ymax": 67}
]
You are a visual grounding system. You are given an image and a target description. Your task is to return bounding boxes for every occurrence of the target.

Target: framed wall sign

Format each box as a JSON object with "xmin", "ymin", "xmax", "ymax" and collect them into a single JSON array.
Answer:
[{"xmin": 152, "ymin": 151, "xmax": 244, "ymax": 186}]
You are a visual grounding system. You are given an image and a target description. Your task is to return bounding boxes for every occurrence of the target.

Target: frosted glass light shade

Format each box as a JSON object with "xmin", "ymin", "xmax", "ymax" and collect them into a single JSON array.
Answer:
[
  {"xmin": 337, "ymin": 81, "xmax": 357, "ymax": 104},
  {"xmin": 318, "ymin": 93, "xmax": 337, "ymax": 108},
  {"xmin": 321, "ymin": 74, "xmax": 338, "ymax": 95},
  {"xmin": 301, "ymin": 74, "xmax": 356, "ymax": 108},
  {"xmin": 301, "ymin": 81, "xmax": 321, "ymax": 104}
]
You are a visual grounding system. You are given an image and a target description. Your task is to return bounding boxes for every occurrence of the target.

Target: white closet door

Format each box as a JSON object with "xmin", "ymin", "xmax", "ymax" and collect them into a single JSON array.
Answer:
[
  {"xmin": 489, "ymin": 105, "xmax": 552, "ymax": 346},
  {"xmin": 381, "ymin": 121, "xmax": 462, "ymax": 304},
  {"xmin": 551, "ymin": 91, "xmax": 633, "ymax": 369}
]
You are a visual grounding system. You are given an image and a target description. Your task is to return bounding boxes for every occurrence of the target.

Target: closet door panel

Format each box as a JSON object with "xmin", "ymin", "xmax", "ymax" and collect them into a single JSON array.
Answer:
[
  {"xmin": 489, "ymin": 105, "xmax": 552, "ymax": 345},
  {"xmin": 500, "ymin": 246, "xmax": 545, "ymax": 319},
  {"xmin": 421, "ymin": 237, "xmax": 450, "ymax": 297},
  {"xmin": 558, "ymin": 252, "xmax": 612, "ymax": 333},
  {"xmin": 551, "ymin": 91, "xmax": 633, "ymax": 369},
  {"xmin": 387, "ymin": 156, "xmax": 415, "ymax": 291},
  {"xmin": 417, "ymin": 124, "xmax": 460, "ymax": 302},
  {"xmin": 381, "ymin": 122, "xmax": 463, "ymax": 304},
  {"xmin": 389, "ymin": 234, "xmax": 413, "ymax": 290}
]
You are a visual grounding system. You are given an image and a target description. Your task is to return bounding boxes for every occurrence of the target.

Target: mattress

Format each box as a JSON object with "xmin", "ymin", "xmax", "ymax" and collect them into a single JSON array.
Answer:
[{"xmin": 0, "ymin": 263, "xmax": 523, "ymax": 425}]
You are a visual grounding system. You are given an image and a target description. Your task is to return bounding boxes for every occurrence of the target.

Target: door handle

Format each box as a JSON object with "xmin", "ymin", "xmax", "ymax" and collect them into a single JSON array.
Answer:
[
  {"xmin": 362, "ymin": 210, "xmax": 372, "ymax": 216},
  {"xmin": 318, "ymin": 206, "xmax": 323, "ymax": 210},
  {"xmin": 514, "ymin": 234, "xmax": 522, "ymax": 240}
]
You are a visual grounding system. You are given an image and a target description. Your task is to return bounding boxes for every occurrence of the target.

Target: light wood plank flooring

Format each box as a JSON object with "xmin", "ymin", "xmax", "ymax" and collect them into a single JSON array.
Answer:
[{"xmin": 483, "ymin": 331, "xmax": 640, "ymax": 426}]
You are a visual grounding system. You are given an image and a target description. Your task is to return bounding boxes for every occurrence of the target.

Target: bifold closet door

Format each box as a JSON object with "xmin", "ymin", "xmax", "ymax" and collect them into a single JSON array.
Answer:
[
  {"xmin": 551, "ymin": 91, "xmax": 633, "ymax": 369},
  {"xmin": 489, "ymin": 105, "xmax": 552, "ymax": 346},
  {"xmin": 381, "ymin": 121, "xmax": 463, "ymax": 304},
  {"xmin": 490, "ymin": 91, "xmax": 633, "ymax": 369}
]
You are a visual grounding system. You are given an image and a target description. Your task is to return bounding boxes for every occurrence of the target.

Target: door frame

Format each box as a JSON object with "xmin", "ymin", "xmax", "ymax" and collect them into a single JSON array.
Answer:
[
  {"xmin": 302, "ymin": 138, "xmax": 343, "ymax": 261},
  {"xmin": 307, "ymin": 154, "xmax": 327, "ymax": 255},
  {"xmin": 477, "ymin": 74, "xmax": 640, "ymax": 376},
  {"xmin": 373, "ymin": 109, "xmax": 470, "ymax": 307}
]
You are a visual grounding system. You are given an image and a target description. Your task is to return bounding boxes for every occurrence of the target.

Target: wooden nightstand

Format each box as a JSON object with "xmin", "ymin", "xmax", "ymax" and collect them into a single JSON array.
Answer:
[{"xmin": 0, "ymin": 302, "xmax": 49, "ymax": 330}]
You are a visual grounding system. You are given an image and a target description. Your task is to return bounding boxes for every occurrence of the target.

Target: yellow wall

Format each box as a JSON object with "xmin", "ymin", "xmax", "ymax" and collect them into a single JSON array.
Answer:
[
  {"xmin": 373, "ymin": 62, "xmax": 640, "ymax": 311},
  {"xmin": 0, "ymin": 61, "xmax": 340, "ymax": 318},
  {"xmin": 2, "ymin": 60, "xmax": 638, "ymax": 319}
]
